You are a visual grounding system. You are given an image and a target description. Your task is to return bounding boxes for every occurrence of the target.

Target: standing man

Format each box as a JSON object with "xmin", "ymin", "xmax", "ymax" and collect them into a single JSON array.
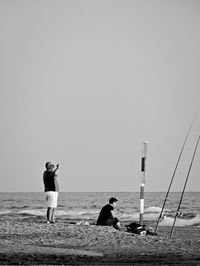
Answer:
[
  {"xmin": 97, "ymin": 197, "xmax": 121, "ymax": 230},
  {"xmin": 43, "ymin": 162, "xmax": 60, "ymax": 224}
]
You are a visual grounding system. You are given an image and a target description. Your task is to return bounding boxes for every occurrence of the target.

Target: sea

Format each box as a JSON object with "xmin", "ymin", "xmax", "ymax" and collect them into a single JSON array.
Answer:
[{"xmin": 0, "ymin": 192, "xmax": 200, "ymax": 227}]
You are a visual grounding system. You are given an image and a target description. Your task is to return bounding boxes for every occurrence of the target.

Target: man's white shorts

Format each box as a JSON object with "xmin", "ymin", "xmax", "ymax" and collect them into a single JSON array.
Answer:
[{"xmin": 45, "ymin": 191, "xmax": 58, "ymax": 208}]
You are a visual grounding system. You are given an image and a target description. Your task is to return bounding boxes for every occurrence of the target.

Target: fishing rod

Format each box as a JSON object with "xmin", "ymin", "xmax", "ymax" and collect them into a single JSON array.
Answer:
[
  {"xmin": 154, "ymin": 106, "xmax": 200, "ymax": 233},
  {"xmin": 170, "ymin": 134, "xmax": 200, "ymax": 238}
]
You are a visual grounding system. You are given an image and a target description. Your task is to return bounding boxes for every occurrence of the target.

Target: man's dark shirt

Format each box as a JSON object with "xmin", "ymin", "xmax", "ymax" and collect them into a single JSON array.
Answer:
[
  {"xmin": 43, "ymin": 170, "xmax": 59, "ymax": 192},
  {"xmin": 97, "ymin": 204, "xmax": 114, "ymax": 225}
]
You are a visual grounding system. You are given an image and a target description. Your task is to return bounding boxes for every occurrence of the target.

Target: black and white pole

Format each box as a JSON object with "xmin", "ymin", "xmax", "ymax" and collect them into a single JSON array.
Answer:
[{"xmin": 140, "ymin": 141, "xmax": 148, "ymax": 225}]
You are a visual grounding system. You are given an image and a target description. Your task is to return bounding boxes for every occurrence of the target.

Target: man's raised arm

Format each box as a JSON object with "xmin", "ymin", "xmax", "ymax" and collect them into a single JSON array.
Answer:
[{"xmin": 54, "ymin": 164, "xmax": 60, "ymax": 175}]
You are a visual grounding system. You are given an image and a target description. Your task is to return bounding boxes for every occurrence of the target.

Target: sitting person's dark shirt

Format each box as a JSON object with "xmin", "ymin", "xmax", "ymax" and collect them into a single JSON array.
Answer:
[{"xmin": 97, "ymin": 204, "xmax": 114, "ymax": 225}]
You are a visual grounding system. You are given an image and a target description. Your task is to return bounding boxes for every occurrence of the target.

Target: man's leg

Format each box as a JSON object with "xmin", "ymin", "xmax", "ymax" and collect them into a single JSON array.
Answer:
[
  {"xmin": 112, "ymin": 217, "xmax": 121, "ymax": 230},
  {"xmin": 50, "ymin": 192, "xmax": 58, "ymax": 223},
  {"xmin": 51, "ymin": 208, "xmax": 56, "ymax": 223},
  {"xmin": 113, "ymin": 221, "xmax": 121, "ymax": 230},
  {"xmin": 106, "ymin": 218, "xmax": 121, "ymax": 230},
  {"xmin": 47, "ymin": 207, "xmax": 53, "ymax": 223}
]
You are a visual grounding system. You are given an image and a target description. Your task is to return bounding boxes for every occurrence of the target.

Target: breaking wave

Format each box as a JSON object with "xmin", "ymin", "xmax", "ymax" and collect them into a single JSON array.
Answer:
[{"xmin": 0, "ymin": 206, "xmax": 199, "ymax": 226}]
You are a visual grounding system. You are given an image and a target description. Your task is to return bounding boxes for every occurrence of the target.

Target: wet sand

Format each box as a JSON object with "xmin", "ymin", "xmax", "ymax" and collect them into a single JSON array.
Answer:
[{"xmin": 0, "ymin": 215, "xmax": 200, "ymax": 265}]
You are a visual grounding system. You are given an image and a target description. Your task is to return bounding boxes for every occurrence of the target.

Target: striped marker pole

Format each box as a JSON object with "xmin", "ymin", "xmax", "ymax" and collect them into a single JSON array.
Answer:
[{"xmin": 139, "ymin": 141, "xmax": 148, "ymax": 225}]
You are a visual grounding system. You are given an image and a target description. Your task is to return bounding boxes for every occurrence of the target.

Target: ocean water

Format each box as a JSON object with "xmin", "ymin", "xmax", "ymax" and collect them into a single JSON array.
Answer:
[{"xmin": 0, "ymin": 192, "xmax": 200, "ymax": 227}]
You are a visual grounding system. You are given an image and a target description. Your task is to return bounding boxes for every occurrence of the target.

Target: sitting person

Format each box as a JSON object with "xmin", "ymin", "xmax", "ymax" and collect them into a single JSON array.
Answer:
[{"xmin": 96, "ymin": 197, "xmax": 121, "ymax": 230}]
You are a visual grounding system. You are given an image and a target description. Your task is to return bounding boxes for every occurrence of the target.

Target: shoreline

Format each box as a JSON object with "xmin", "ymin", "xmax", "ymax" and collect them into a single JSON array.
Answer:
[{"xmin": 1, "ymin": 215, "xmax": 200, "ymax": 265}]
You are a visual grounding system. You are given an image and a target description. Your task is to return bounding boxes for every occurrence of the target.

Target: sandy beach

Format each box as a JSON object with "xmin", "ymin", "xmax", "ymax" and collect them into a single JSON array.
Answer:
[{"xmin": 0, "ymin": 215, "xmax": 200, "ymax": 265}]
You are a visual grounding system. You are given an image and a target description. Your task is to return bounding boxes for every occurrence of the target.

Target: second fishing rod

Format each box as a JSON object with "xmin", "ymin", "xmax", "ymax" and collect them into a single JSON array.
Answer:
[
  {"xmin": 170, "ymin": 134, "xmax": 200, "ymax": 238},
  {"xmin": 154, "ymin": 106, "xmax": 200, "ymax": 233}
]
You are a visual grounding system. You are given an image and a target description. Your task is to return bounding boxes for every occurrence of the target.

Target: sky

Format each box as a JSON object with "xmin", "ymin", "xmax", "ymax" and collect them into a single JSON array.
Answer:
[{"xmin": 0, "ymin": 0, "xmax": 200, "ymax": 192}]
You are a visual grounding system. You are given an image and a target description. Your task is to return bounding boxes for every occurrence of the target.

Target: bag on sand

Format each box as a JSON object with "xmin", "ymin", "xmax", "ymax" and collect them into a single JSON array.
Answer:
[{"xmin": 125, "ymin": 222, "xmax": 157, "ymax": 236}]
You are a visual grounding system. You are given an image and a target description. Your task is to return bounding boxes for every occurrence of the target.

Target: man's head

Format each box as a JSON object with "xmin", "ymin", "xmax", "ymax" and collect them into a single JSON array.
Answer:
[
  {"xmin": 45, "ymin": 161, "xmax": 54, "ymax": 171},
  {"xmin": 109, "ymin": 197, "xmax": 118, "ymax": 207}
]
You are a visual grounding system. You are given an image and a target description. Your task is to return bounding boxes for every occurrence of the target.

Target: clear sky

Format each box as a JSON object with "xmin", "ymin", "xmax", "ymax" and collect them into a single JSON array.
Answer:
[{"xmin": 0, "ymin": 0, "xmax": 200, "ymax": 192}]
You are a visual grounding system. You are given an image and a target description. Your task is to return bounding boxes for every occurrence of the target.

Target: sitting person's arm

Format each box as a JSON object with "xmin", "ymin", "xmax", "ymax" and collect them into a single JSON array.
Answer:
[{"xmin": 110, "ymin": 210, "xmax": 116, "ymax": 218}]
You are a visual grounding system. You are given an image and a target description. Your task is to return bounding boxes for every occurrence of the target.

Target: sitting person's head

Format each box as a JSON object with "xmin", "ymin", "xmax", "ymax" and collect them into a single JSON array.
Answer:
[{"xmin": 109, "ymin": 197, "xmax": 118, "ymax": 207}]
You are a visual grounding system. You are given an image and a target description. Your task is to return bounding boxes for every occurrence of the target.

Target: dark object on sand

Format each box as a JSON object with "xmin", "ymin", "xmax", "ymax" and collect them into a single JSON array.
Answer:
[{"xmin": 125, "ymin": 222, "xmax": 158, "ymax": 236}]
